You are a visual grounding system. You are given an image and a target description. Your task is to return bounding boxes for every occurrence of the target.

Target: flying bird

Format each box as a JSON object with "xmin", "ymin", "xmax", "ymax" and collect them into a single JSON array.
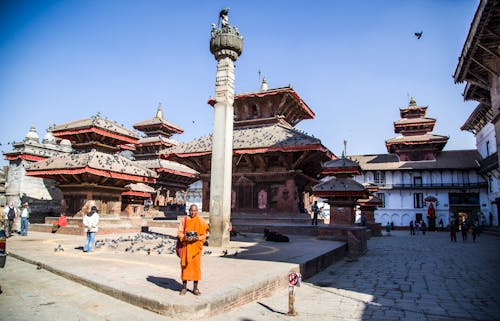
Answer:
[{"xmin": 414, "ymin": 31, "xmax": 423, "ymax": 39}]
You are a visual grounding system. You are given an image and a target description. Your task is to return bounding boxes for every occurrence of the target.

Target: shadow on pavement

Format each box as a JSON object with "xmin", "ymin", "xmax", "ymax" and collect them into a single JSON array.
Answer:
[{"xmin": 146, "ymin": 275, "xmax": 183, "ymax": 291}]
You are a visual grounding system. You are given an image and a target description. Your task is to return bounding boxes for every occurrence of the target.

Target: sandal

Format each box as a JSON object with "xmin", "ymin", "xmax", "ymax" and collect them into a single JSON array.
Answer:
[
  {"xmin": 179, "ymin": 288, "xmax": 187, "ymax": 295},
  {"xmin": 193, "ymin": 289, "xmax": 201, "ymax": 296}
]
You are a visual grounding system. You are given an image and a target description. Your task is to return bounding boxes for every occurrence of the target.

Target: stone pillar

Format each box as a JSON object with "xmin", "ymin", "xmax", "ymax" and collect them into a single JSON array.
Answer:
[
  {"xmin": 208, "ymin": 10, "xmax": 243, "ymax": 247},
  {"xmin": 209, "ymin": 56, "xmax": 236, "ymax": 246}
]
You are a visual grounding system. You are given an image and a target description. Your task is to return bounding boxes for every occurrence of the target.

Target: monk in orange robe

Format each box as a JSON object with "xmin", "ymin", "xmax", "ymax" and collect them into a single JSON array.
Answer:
[{"xmin": 178, "ymin": 204, "xmax": 209, "ymax": 295}]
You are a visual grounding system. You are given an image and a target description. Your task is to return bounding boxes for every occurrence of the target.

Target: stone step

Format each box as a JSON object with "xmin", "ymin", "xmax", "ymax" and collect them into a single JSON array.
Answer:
[
  {"xmin": 45, "ymin": 216, "xmax": 144, "ymax": 227},
  {"xmin": 482, "ymin": 226, "xmax": 500, "ymax": 236},
  {"xmin": 30, "ymin": 223, "xmax": 140, "ymax": 235},
  {"xmin": 231, "ymin": 216, "xmax": 314, "ymax": 224},
  {"xmin": 232, "ymin": 222, "xmax": 322, "ymax": 236}
]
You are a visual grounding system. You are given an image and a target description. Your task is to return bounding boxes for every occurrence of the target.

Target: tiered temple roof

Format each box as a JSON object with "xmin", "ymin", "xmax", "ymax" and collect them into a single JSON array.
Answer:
[
  {"xmin": 52, "ymin": 114, "xmax": 139, "ymax": 153},
  {"xmin": 27, "ymin": 149, "xmax": 156, "ymax": 185},
  {"xmin": 163, "ymin": 84, "xmax": 334, "ymax": 213},
  {"xmin": 454, "ymin": 0, "xmax": 500, "ymax": 104},
  {"xmin": 385, "ymin": 98, "xmax": 448, "ymax": 161},
  {"xmin": 26, "ymin": 114, "xmax": 157, "ymax": 192},
  {"xmin": 133, "ymin": 104, "xmax": 199, "ymax": 192}
]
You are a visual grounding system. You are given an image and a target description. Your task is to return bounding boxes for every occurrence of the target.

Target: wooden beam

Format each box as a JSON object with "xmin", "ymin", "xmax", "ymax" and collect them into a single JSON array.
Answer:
[
  {"xmin": 467, "ymin": 70, "xmax": 491, "ymax": 89},
  {"xmin": 486, "ymin": 27, "xmax": 500, "ymax": 40},
  {"xmin": 278, "ymin": 153, "xmax": 289, "ymax": 169},
  {"xmin": 276, "ymin": 94, "xmax": 288, "ymax": 116},
  {"xmin": 478, "ymin": 42, "xmax": 500, "ymax": 59},
  {"xmin": 243, "ymin": 154, "xmax": 255, "ymax": 171},
  {"xmin": 255, "ymin": 154, "xmax": 266, "ymax": 171},
  {"xmin": 471, "ymin": 57, "xmax": 499, "ymax": 77},
  {"xmin": 292, "ymin": 150, "xmax": 311, "ymax": 169}
]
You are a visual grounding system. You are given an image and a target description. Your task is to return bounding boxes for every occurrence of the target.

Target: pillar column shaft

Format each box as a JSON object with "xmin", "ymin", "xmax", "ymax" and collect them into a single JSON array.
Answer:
[{"xmin": 209, "ymin": 57, "xmax": 235, "ymax": 247}]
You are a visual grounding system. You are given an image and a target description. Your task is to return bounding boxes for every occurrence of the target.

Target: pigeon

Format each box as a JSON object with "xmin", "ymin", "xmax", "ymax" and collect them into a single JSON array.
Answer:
[
  {"xmin": 36, "ymin": 263, "xmax": 42, "ymax": 270},
  {"xmin": 414, "ymin": 31, "xmax": 423, "ymax": 39}
]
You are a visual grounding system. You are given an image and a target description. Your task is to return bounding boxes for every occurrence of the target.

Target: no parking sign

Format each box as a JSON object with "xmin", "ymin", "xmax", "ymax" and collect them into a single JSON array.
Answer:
[{"xmin": 288, "ymin": 271, "xmax": 302, "ymax": 287}]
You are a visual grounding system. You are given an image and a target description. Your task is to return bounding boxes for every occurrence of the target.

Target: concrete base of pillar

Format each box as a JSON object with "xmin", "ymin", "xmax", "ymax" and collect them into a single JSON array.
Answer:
[{"xmin": 329, "ymin": 206, "xmax": 354, "ymax": 226}]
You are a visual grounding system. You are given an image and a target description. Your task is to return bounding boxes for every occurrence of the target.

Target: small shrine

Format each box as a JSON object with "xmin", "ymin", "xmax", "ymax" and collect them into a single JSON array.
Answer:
[
  {"xmin": 357, "ymin": 183, "xmax": 383, "ymax": 236},
  {"xmin": 313, "ymin": 156, "xmax": 369, "ymax": 226},
  {"xmin": 386, "ymin": 97, "xmax": 448, "ymax": 161}
]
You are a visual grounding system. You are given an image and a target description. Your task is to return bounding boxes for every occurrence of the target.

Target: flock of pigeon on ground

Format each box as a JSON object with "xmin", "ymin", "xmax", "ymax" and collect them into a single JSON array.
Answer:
[
  {"xmin": 53, "ymin": 229, "xmax": 290, "ymax": 256},
  {"xmin": 53, "ymin": 231, "xmax": 220, "ymax": 256}
]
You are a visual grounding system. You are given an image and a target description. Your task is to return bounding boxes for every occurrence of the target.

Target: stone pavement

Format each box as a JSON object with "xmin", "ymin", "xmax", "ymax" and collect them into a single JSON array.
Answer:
[
  {"xmin": 206, "ymin": 230, "xmax": 500, "ymax": 321},
  {"xmin": 1, "ymin": 228, "xmax": 345, "ymax": 319},
  {"xmin": 2, "ymin": 229, "xmax": 500, "ymax": 321}
]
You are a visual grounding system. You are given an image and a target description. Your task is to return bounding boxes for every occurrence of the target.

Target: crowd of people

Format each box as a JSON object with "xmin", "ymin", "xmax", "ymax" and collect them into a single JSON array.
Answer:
[
  {"xmin": 1, "ymin": 202, "xmax": 31, "ymax": 237},
  {"xmin": 407, "ymin": 217, "xmax": 483, "ymax": 243}
]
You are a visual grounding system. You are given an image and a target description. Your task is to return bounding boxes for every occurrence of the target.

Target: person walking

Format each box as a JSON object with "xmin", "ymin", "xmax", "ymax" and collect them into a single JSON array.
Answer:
[
  {"xmin": 178, "ymin": 204, "xmax": 209, "ymax": 296},
  {"xmin": 450, "ymin": 221, "xmax": 457, "ymax": 242},
  {"xmin": 438, "ymin": 218, "xmax": 444, "ymax": 231},
  {"xmin": 471, "ymin": 222, "xmax": 477, "ymax": 242},
  {"xmin": 83, "ymin": 206, "xmax": 99, "ymax": 252},
  {"xmin": 310, "ymin": 201, "xmax": 321, "ymax": 226},
  {"xmin": 3, "ymin": 203, "xmax": 17, "ymax": 237},
  {"xmin": 20, "ymin": 202, "xmax": 31, "ymax": 236},
  {"xmin": 409, "ymin": 220, "xmax": 415, "ymax": 236},
  {"xmin": 421, "ymin": 221, "xmax": 427, "ymax": 235},
  {"xmin": 461, "ymin": 221, "xmax": 468, "ymax": 242}
]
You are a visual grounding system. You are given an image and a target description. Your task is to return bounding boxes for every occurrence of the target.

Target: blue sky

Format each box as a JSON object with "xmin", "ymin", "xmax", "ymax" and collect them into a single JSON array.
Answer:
[{"xmin": 0, "ymin": 0, "xmax": 478, "ymax": 166}]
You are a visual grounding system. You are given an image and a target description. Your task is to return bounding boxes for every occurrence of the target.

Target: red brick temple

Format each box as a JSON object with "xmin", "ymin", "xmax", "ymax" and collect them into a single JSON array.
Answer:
[
  {"xmin": 133, "ymin": 104, "xmax": 199, "ymax": 207},
  {"xmin": 26, "ymin": 114, "xmax": 157, "ymax": 217},
  {"xmin": 386, "ymin": 97, "xmax": 449, "ymax": 161},
  {"xmin": 313, "ymin": 156, "xmax": 369, "ymax": 226},
  {"xmin": 163, "ymin": 85, "xmax": 335, "ymax": 215}
]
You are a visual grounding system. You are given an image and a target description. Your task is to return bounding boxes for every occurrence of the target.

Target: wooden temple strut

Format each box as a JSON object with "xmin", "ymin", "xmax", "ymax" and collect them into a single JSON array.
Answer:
[{"xmin": 471, "ymin": 57, "xmax": 499, "ymax": 77}]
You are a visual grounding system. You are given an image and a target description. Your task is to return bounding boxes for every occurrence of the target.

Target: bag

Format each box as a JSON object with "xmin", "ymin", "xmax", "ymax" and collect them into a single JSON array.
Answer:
[
  {"xmin": 7, "ymin": 207, "xmax": 15, "ymax": 220},
  {"xmin": 175, "ymin": 237, "xmax": 183, "ymax": 258},
  {"xmin": 176, "ymin": 217, "xmax": 187, "ymax": 258}
]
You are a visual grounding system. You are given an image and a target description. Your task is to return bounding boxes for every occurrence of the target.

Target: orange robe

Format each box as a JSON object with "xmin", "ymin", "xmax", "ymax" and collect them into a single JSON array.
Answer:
[{"xmin": 178, "ymin": 215, "xmax": 209, "ymax": 281}]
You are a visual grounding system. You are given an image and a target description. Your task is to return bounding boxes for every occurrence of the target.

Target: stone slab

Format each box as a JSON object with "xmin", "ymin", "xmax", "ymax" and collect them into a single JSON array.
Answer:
[{"xmin": 6, "ymin": 229, "xmax": 346, "ymax": 319}]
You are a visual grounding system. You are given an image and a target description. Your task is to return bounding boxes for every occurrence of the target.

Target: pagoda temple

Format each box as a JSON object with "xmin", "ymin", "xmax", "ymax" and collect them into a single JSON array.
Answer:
[
  {"xmin": 162, "ymin": 83, "xmax": 335, "ymax": 214},
  {"xmin": 133, "ymin": 103, "xmax": 199, "ymax": 206},
  {"xmin": 385, "ymin": 97, "xmax": 449, "ymax": 161},
  {"xmin": 26, "ymin": 114, "xmax": 157, "ymax": 216}
]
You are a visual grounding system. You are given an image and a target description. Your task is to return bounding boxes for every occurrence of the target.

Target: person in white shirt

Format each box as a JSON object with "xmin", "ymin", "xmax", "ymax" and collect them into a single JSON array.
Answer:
[
  {"xmin": 20, "ymin": 202, "xmax": 31, "ymax": 236},
  {"xmin": 83, "ymin": 206, "xmax": 99, "ymax": 252}
]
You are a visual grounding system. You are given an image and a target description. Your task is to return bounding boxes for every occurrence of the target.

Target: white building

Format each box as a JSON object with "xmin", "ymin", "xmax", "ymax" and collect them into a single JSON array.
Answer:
[
  {"xmin": 461, "ymin": 103, "xmax": 499, "ymax": 226},
  {"xmin": 350, "ymin": 98, "xmax": 490, "ymax": 228},
  {"xmin": 351, "ymin": 151, "xmax": 489, "ymax": 227}
]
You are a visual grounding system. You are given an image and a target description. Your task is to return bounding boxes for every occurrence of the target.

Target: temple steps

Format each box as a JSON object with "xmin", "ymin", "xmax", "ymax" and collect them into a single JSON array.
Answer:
[
  {"xmin": 29, "ymin": 223, "xmax": 140, "ymax": 235},
  {"xmin": 482, "ymin": 226, "xmax": 500, "ymax": 236},
  {"xmin": 231, "ymin": 222, "xmax": 326, "ymax": 236}
]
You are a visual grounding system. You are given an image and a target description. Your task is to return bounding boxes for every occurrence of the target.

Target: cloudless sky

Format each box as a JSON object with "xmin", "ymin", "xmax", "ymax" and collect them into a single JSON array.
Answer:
[{"xmin": 0, "ymin": 0, "xmax": 479, "ymax": 167}]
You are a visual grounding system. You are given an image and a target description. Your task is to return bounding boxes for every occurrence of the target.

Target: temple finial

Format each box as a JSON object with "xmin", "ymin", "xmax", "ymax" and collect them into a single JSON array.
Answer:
[
  {"xmin": 343, "ymin": 139, "xmax": 347, "ymax": 158},
  {"xmin": 156, "ymin": 102, "xmax": 164, "ymax": 119},
  {"xmin": 409, "ymin": 96, "xmax": 417, "ymax": 107},
  {"xmin": 260, "ymin": 77, "xmax": 268, "ymax": 91}
]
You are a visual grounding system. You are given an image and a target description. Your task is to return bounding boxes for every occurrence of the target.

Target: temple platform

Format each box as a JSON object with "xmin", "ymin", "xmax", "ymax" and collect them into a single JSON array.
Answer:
[{"xmin": 7, "ymin": 229, "xmax": 347, "ymax": 319}]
